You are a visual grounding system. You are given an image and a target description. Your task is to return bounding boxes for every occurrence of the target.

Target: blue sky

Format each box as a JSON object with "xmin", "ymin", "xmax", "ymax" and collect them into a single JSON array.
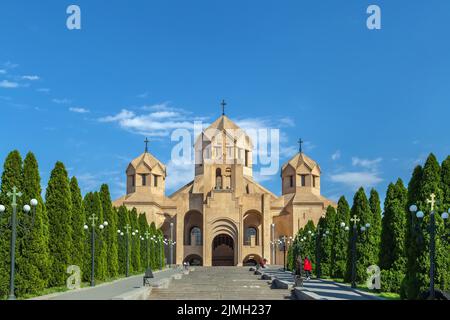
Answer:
[{"xmin": 0, "ymin": 0, "xmax": 449, "ymax": 205}]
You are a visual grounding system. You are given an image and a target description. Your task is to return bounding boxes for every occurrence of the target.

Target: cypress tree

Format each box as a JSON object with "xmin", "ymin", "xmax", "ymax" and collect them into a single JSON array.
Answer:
[
  {"xmin": 157, "ymin": 229, "xmax": 166, "ymax": 268},
  {"xmin": 130, "ymin": 208, "xmax": 141, "ymax": 273},
  {"xmin": 369, "ymin": 188, "xmax": 382, "ymax": 266},
  {"xmin": 117, "ymin": 205, "xmax": 131, "ymax": 275},
  {"xmin": 345, "ymin": 188, "xmax": 373, "ymax": 283},
  {"xmin": 402, "ymin": 165, "xmax": 424, "ymax": 299},
  {"xmin": 69, "ymin": 177, "xmax": 85, "ymax": 271},
  {"xmin": 317, "ymin": 208, "xmax": 334, "ymax": 278},
  {"xmin": 16, "ymin": 152, "xmax": 50, "ymax": 296},
  {"xmin": 46, "ymin": 161, "xmax": 73, "ymax": 287},
  {"xmin": 415, "ymin": 154, "xmax": 448, "ymax": 297},
  {"xmin": 379, "ymin": 180, "xmax": 407, "ymax": 293},
  {"xmin": 99, "ymin": 184, "xmax": 119, "ymax": 278},
  {"xmin": 332, "ymin": 196, "xmax": 350, "ymax": 279},
  {"xmin": 300, "ymin": 220, "xmax": 316, "ymax": 268},
  {"xmin": 0, "ymin": 151, "xmax": 23, "ymax": 298},
  {"xmin": 150, "ymin": 222, "xmax": 157, "ymax": 269},
  {"xmin": 138, "ymin": 214, "xmax": 149, "ymax": 269},
  {"xmin": 441, "ymin": 156, "xmax": 450, "ymax": 209},
  {"xmin": 83, "ymin": 192, "xmax": 108, "ymax": 282}
]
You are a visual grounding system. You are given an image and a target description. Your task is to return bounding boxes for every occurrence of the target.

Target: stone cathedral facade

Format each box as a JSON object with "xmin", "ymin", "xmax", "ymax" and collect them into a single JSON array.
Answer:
[{"xmin": 113, "ymin": 114, "xmax": 335, "ymax": 267}]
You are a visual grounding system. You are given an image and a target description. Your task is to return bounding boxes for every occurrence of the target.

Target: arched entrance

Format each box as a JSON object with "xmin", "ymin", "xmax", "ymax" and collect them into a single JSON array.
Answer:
[
  {"xmin": 212, "ymin": 234, "xmax": 234, "ymax": 266},
  {"xmin": 184, "ymin": 254, "xmax": 203, "ymax": 266},
  {"xmin": 243, "ymin": 254, "xmax": 262, "ymax": 266}
]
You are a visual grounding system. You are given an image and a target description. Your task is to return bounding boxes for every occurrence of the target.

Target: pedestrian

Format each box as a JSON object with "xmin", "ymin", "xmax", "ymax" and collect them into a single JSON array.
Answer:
[{"xmin": 303, "ymin": 256, "xmax": 312, "ymax": 281}]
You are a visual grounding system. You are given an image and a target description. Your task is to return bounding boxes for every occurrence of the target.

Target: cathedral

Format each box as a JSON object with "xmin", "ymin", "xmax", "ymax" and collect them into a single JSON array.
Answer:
[{"xmin": 113, "ymin": 112, "xmax": 335, "ymax": 267}]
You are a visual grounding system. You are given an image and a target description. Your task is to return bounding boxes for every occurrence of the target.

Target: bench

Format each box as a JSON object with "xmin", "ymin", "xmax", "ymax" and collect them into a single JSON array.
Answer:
[{"xmin": 143, "ymin": 268, "xmax": 154, "ymax": 286}]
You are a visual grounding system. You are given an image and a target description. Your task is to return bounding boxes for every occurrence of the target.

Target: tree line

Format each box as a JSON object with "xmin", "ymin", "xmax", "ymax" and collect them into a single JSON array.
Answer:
[
  {"xmin": 287, "ymin": 153, "xmax": 450, "ymax": 299},
  {"xmin": 0, "ymin": 150, "xmax": 166, "ymax": 299}
]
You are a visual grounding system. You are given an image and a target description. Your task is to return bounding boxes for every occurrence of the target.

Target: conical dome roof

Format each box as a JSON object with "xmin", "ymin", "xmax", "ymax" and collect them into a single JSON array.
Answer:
[
  {"xmin": 129, "ymin": 152, "xmax": 166, "ymax": 173},
  {"xmin": 282, "ymin": 152, "xmax": 320, "ymax": 173}
]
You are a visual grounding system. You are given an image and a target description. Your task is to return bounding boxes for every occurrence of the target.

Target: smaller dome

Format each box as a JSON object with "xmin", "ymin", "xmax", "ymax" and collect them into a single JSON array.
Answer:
[
  {"xmin": 282, "ymin": 152, "xmax": 320, "ymax": 173},
  {"xmin": 128, "ymin": 152, "xmax": 166, "ymax": 176}
]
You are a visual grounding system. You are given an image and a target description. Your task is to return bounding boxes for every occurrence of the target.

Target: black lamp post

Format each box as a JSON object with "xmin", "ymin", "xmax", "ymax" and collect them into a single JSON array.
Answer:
[
  {"xmin": 158, "ymin": 235, "xmax": 163, "ymax": 270},
  {"xmin": 349, "ymin": 215, "xmax": 370, "ymax": 289},
  {"xmin": 0, "ymin": 186, "xmax": 38, "ymax": 300},
  {"xmin": 118, "ymin": 224, "xmax": 135, "ymax": 277},
  {"xmin": 314, "ymin": 227, "xmax": 330, "ymax": 280},
  {"xmin": 84, "ymin": 214, "xmax": 108, "ymax": 287},
  {"xmin": 142, "ymin": 230, "xmax": 151, "ymax": 269},
  {"xmin": 409, "ymin": 193, "xmax": 449, "ymax": 300}
]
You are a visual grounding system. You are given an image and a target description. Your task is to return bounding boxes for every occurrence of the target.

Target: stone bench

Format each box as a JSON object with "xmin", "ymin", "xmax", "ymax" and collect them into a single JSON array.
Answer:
[
  {"xmin": 261, "ymin": 273, "xmax": 273, "ymax": 281},
  {"xmin": 293, "ymin": 287, "xmax": 317, "ymax": 300},
  {"xmin": 271, "ymin": 278, "xmax": 293, "ymax": 290}
]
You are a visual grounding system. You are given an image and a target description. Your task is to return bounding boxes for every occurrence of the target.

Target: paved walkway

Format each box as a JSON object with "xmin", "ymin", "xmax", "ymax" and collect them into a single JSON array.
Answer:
[
  {"xmin": 32, "ymin": 268, "xmax": 180, "ymax": 300},
  {"xmin": 258, "ymin": 268, "xmax": 382, "ymax": 300},
  {"xmin": 149, "ymin": 267, "xmax": 294, "ymax": 300}
]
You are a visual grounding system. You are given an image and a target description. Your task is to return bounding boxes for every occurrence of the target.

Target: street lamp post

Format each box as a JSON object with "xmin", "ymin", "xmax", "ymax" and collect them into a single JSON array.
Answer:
[
  {"xmin": 271, "ymin": 223, "xmax": 275, "ymax": 265},
  {"xmin": 409, "ymin": 193, "xmax": 449, "ymax": 300},
  {"xmin": 158, "ymin": 235, "xmax": 163, "ymax": 270},
  {"xmin": 117, "ymin": 224, "xmax": 133, "ymax": 277},
  {"xmin": 349, "ymin": 215, "xmax": 370, "ymax": 289},
  {"xmin": 143, "ymin": 230, "xmax": 151, "ymax": 269},
  {"xmin": 170, "ymin": 222, "xmax": 174, "ymax": 267},
  {"xmin": 0, "ymin": 186, "xmax": 38, "ymax": 300},
  {"xmin": 283, "ymin": 236, "xmax": 287, "ymax": 271},
  {"xmin": 84, "ymin": 214, "xmax": 108, "ymax": 287}
]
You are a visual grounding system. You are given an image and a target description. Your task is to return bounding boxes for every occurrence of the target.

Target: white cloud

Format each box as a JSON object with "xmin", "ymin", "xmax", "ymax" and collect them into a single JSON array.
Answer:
[
  {"xmin": 99, "ymin": 109, "xmax": 135, "ymax": 122},
  {"xmin": 22, "ymin": 75, "xmax": 40, "ymax": 81},
  {"xmin": 279, "ymin": 117, "xmax": 295, "ymax": 127},
  {"xmin": 69, "ymin": 107, "xmax": 90, "ymax": 114},
  {"xmin": 98, "ymin": 108, "xmax": 194, "ymax": 137},
  {"xmin": 331, "ymin": 150, "xmax": 341, "ymax": 161},
  {"xmin": 52, "ymin": 98, "xmax": 71, "ymax": 104},
  {"xmin": 0, "ymin": 80, "xmax": 19, "ymax": 88},
  {"xmin": 0, "ymin": 69, "xmax": 6, "ymax": 74},
  {"xmin": 330, "ymin": 172, "xmax": 383, "ymax": 190},
  {"xmin": 351, "ymin": 157, "xmax": 382, "ymax": 170},
  {"xmin": 166, "ymin": 159, "xmax": 194, "ymax": 192},
  {"xmin": 3, "ymin": 61, "xmax": 19, "ymax": 69}
]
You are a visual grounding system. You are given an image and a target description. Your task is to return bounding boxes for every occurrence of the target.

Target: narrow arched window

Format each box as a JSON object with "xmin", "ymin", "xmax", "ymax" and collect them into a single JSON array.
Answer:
[
  {"xmin": 215, "ymin": 168, "xmax": 222, "ymax": 189},
  {"xmin": 190, "ymin": 227, "xmax": 202, "ymax": 246},
  {"xmin": 245, "ymin": 227, "xmax": 257, "ymax": 245}
]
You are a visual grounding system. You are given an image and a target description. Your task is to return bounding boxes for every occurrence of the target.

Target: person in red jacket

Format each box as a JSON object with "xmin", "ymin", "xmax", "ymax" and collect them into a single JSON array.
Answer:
[{"xmin": 303, "ymin": 257, "xmax": 312, "ymax": 280}]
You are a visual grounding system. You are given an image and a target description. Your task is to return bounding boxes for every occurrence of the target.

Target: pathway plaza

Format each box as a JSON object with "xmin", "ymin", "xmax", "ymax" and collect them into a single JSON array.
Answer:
[{"xmin": 31, "ymin": 266, "xmax": 382, "ymax": 300}]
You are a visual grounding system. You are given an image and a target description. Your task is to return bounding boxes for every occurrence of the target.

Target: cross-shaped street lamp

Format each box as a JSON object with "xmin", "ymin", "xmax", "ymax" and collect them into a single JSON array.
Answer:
[
  {"xmin": 142, "ymin": 230, "xmax": 151, "ymax": 269},
  {"xmin": 117, "ymin": 224, "xmax": 135, "ymax": 277},
  {"xmin": 409, "ymin": 193, "xmax": 449, "ymax": 299},
  {"xmin": 349, "ymin": 214, "xmax": 370, "ymax": 288},
  {"xmin": 0, "ymin": 186, "xmax": 38, "ymax": 300},
  {"xmin": 84, "ymin": 214, "xmax": 108, "ymax": 287}
]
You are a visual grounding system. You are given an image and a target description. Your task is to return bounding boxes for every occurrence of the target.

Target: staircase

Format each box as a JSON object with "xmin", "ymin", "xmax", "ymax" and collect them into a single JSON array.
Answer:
[{"xmin": 148, "ymin": 267, "xmax": 294, "ymax": 300}]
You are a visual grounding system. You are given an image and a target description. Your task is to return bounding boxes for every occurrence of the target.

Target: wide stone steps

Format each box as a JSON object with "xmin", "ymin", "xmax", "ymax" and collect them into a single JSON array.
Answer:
[{"xmin": 148, "ymin": 267, "xmax": 294, "ymax": 300}]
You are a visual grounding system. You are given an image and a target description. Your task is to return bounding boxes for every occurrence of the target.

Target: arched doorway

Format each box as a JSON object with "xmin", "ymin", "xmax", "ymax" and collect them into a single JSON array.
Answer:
[
  {"xmin": 212, "ymin": 234, "xmax": 234, "ymax": 266},
  {"xmin": 243, "ymin": 254, "xmax": 262, "ymax": 266},
  {"xmin": 184, "ymin": 254, "xmax": 203, "ymax": 266}
]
